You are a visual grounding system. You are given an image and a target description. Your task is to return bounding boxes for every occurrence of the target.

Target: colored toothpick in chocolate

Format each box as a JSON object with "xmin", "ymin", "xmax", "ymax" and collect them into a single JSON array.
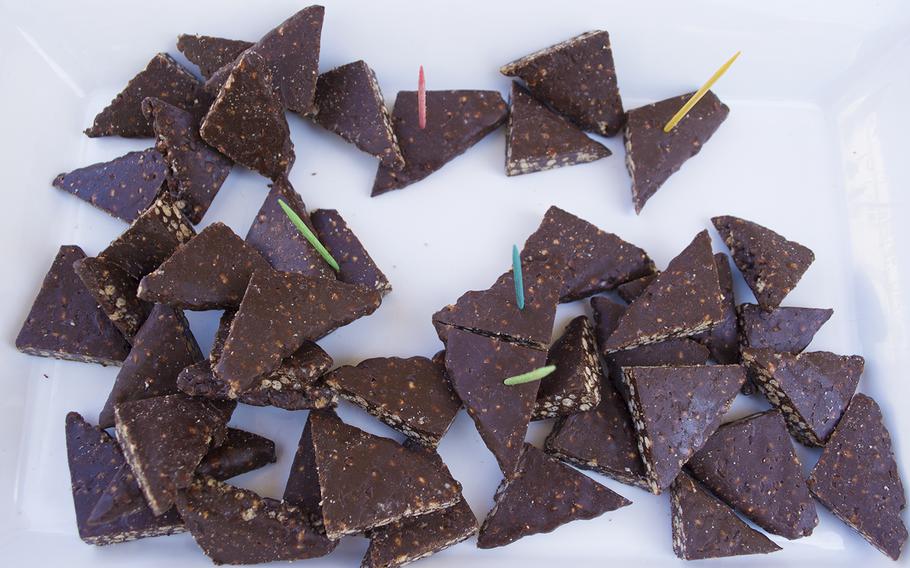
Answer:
[
  {"xmin": 418, "ymin": 65, "xmax": 427, "ymax": 129},
  {"xmin": 664, "ymin": 51, "xmax": 740, "ymax": 132},
  {"xmin": 504, "ymin": 365, "xmax": 556, "ymax": 386},
  {"xmin": 512, "ymin": 244, "xmax": 525, "ymax": 310},
  {"xmin": 278, "ymin": 198, "xmax": 340, "ymax": 272}
]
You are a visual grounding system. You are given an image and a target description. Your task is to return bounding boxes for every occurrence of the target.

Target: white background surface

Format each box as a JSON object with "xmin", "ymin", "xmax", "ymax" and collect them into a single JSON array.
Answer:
[{"xmin": 1, "ymin": 0, "xmax": 909, "ymax": 566}]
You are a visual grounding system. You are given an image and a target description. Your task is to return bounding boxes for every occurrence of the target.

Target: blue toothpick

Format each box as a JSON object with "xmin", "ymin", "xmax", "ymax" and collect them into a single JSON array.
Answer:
[{"xmin": 512, "ymin": 245, "xmax": 525, "ymax": 310}]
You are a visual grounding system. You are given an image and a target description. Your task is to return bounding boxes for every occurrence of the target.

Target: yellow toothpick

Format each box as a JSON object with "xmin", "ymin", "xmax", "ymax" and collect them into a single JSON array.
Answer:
[{"xmin": 663, "ymin": 51, "xmax": 741, "ymax": 133}]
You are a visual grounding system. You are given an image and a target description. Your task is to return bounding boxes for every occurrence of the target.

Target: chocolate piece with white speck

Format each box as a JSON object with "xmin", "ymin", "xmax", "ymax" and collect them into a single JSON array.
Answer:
[
  {"xmin": 615, "ymin": 273, "xmax": 658, "ymax": 303},
  {"xmin": 176, "ymin": 34, "xmax": 253, "ymax": 80},
  {"xmin": 533, "ymin": 315, "xmax": 602, "ymax": 420},
  {"xmin": 311, "ymin": 208, "xmax": 392, "ymax": 295},
  {"xmin": 738, "ymin": 303, "xmax": 832, "ymax": 354},
  {"xmin": 693, "ymin": 253, "xmax": 739, "ymax": 364}
]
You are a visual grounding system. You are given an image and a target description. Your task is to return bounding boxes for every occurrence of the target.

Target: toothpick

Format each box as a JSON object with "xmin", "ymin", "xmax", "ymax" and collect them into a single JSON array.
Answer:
[
  {"xmin": 512, "ymin": 244, "xmax": 525, "ymax": 310},
  {"xmin": 418, "ymin": 65, "xmax": 427, "ymax": 129},
  {"xmin": 277, "ymin": 199, "xmax": 340, "ymax": 272},
  {"xmin": 504, "ymin": 365, "xmax": 557, "ymax": 386},
  {"xmin": 663, "ymin": 51, "xmax": 740, "ymax": 133}
]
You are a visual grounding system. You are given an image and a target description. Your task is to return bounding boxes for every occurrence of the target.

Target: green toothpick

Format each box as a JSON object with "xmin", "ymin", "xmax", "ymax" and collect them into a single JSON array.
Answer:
[
  {"xmin": 512, "ymin": 244, "xmax": 525, "ymax": 310},
  {"xmin": 277, "ymin": 198, "xmax": 340, "ymax": 272},
  {"xmin": 503, "ymin": 365, "xmax": 556, "ymax": 386}
]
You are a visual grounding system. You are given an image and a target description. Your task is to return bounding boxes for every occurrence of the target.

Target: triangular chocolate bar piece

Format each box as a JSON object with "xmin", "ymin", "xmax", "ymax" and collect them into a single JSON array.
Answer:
[
  {"xmin": 311, "ymin": 208, "xmax": 391, "ymax": 294},
  {"xmin": 671, "ymin": 471, "xmax": 781, "ymax": 560},
  {"xmin": 693, "ymin": 253, "xmax": 739, "ymax": 364},
  {"xmin": 85, "ymin": 53, "xmax": 202, "ymax": 138},
  {"xmin": 602, "ymin": 230, "xmax": 724, "ymax": 353},
  {"xmin": 138, "ymin": 222, "xmax": 270, "ymax": 310},
  {"xmin": 741, "ymin": 348, "xmax": 863, "ymax": 446},
  {"xmin": 500, "ymin": 31, "xmax": 624, "ymax": 136},
  {"xmin": 620, "ymin": 365, "xmax": 744, "ymax": 493},
  {"xmin": 712, "ymin": 215, "xmax": 815, "ymax": 310},
  {"xmin": 615, "ymin": 273, "xmax": 658, "ymax": 303},
  {"xmin": 808, "ymin": 394, "xmax": 908, "ymax": 560},
  {"xmin": 738, "ymin": 303, "xmax": 832, "ymax": 354},
  {"xmin": 52, "ymin": 149, "xmax": 167, "ymax": 222},
  {"xmin": 16, "ymin": 246, "xmax": 130, "ymax": 365},
  {"xmin": 313, "ymin": 60, "xmax": 404, "ymax": 168},
  {"xmin": 534, "ymin": 315, "xmax": 602, "ymax": 419},
  {"xmin": 371, "ymin": 90, "xmax": 508, "ymax": 196},
  {"xmin": 176, "ymin": 34, "xmax": 253, "ymax": 79},
  {"xmin": 477, "ymin": 444, "xmax": 631, "ymax": 548},
  {"xmin": 687, "ymin": 410, "xmax": 818, "ymax": 539}
]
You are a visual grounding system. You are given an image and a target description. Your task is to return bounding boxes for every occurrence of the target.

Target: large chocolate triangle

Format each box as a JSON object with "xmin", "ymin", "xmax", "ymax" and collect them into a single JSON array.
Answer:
[
  {"xmin": 693, "ymin": 253, "xmax": 739, "ymax": 364},
  {"xmin": 176, "ymin": 34, "xmax": 253, "ymax": 79},
  {"xmin": 311, "ymin": 208, "xmax": 391, "ymax": 294},
  {"xmin": 738, "ymin": 303, "xmax": 832, "ymax": 354},
  {"xmin": 477, "ymin": 443, "xmax": 631, "ymax": 548},
  {"xmin": 534, "ymin": 315, "xmax": 602, "ymax": 419}
]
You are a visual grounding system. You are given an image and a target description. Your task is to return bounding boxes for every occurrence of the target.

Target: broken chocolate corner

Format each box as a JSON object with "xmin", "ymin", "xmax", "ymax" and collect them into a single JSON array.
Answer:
[
  {"xmin": 176, "ymin": 34, "xmax": 253, "ymax": 80},
  {"xmin": 533, "ymin": 315, "xmax": 603, "ymax": 420}
]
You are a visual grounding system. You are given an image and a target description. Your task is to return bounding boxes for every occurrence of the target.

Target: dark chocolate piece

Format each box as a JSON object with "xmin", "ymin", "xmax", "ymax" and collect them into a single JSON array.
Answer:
[
  {"xmin": 323, "ymin": 356, "xmax": 460, "ymax": 446},
  {"xmin": 671, "ymin": 471, "xmax": 781, "ymax": 560},
  {"xmin": 176, "ymin": 34, "xmax": 253, "ymax": 79},
  {"xmin": 693, "ymin": 253, "xmax": 739, "ymax": 364},
  {"xmin": 52, "ymin": 149, "xmax": 167, "ymax": 222},
  {"xmin": 371, "ymin": 90, "xmax": 508, "ymax": 196},
  {"xmin": 738, "ymin": 303, "xmax": 833, "ymax": 354},
  {"xmin": 85, "ymin": 53, "xmax": 202, "ymax": 138},
  {"xmin": 142, "ymin": 97, "xmax": 232, "ymax": 224},
  {"xmin": 808, "ymin": 394, "xmax": 907, "ymax": 560},
  {"xmin": 138, "ymin": 222, "xmax": 270, "ymax": 310},
  {"xmin": 533, "ymin": 315, "xmax": 602, "ymax": 419},
  {"xmin": 741, "ymin": 348, "xmax": 863, "ymax": 446},
  {"xmin": 16, "ymin": 246, "xmax": 130, "ymax": 365},
  {"xmin": 712, "ymin": 215, "xmax": 815, "ymax": 310},
  {"xmin": 98, "ymin": 303, "xmax": 203, "ymax": 428},
  {"xmin": 615, "ymin": 273, "xmax": 658, "ymax": 303},
  {"xmin": 313, "ymin": 60, "xmax": 403, "ymax": 168},
  {"xmin": 443, "ymin": 328, "xmax": 546, "ymax": 476},
  {"xmin": 521, "ymin": 205, "xmax": 655, "ymax": 302},
  {"xmin": 477, "ymin": 443, "xmax": 631, "ymax": 548},
  {"xmin": 506, "ymin": 81, "xmax": 610, "ymax": 176},
  {"xmin": 85, "ymin": 464, "xmax": 148, "ymax": 527},
  {"xmin": 176, "ymin": 476, "xmax": 336, "ymax": 565},
  {"xmin": 311, "ymin": 208, "xmax": 391, "ymax": 295},
  {"xmin": 620, "ymin": 365, "xmax": 745, "ymax": 493},
  {"xmin": 602, "ymin": 231, "xmax": 724, "ymax": 353},
  {"xmin": 624, "ymin": 90, "xmax": 729, "ymax": 212},
  {"xmin": 283, "ymin": 417, "xmax": 328, "ymax": 530},
  {"xmin": 500, "ymin": 30, "xmax": 624, "ymax": 136},
  {"xmin": 687, "ymin": 410, "xmax": 818, "ymax": 539},
  {"xmin": 200, "ymin": 51, "xmax": 294, "ymax": 180}
]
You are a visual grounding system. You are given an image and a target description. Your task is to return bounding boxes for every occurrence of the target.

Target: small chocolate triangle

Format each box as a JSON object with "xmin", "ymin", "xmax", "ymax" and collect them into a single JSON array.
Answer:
[
  {"xmin": 16, "ymin": 246, "xmax": 130, "ymax": 365},
  {"xmin": 323, "ymin": 355, "xmax": 460, "ymax": 446},
  {"xmin": 687, "ymin": 410, "xmax": 818, "ymax": 539},
  {"xmin": 176, "ymin": 34, "xmax": 253, "ymax": 79},
  {"xmin": 443, "ymin": 329, "xmax": 547, "ymax": 476},
  {"xmin": 808, "ymin": 394, "xmax": 908, "ymax": 560},
  {"xmin": 85, "ymin": 53, "xmax": 202, "ymax": 138},
  {"xmin": 313, "ymin": 60, "xmax": 404, "ymax": 168},
  {"xmin": 671, "ymin": 471, "xmax": 781, "ymax": 560},
  {"xmin": 521, "ymin": 205, "xmax": 655, "ymax": 301},
  {"xmin": 305, "ymin": 410, "xmax": 462, "ymax": 539},
  {"xmin": 142, "ymin": 97, "xmax": 232, "ymax": 224},
  {"xmin": 52, "ymin": 149, "xmax": 167, "ymax": 222},
  {"xmin": 311, "ymin": 208, "xmax": 391, "ymax": 295},
  {"xmin": 620, "ymin": 365, "xmax": 744, "ymax": 493},
  {"xmin": 138, "ymin": 222, "xmax": 270, "ymax": 310},
  {"xmin": 533, "ymin": 315, "xmax": 603, "ymax": 420},
  {"xmin": 200, "ymin": 50, "xmax": 294, "ymax": 180},
  {"xmin": 371, "ymin": 90, "xmax": 508, "ymax": 196},
  {"xmin": 477, "ymin": 443, "xmax": 631, "ymax": 548},
  {"xmin": 693, "ymin": 253, "xmax": 739, "ymax": 364},
  {"xmin": 738, "ymin": 303, "xmax": 832, "ymax": 354},
  {"xmin": 602, "ymin": 230, "xmax": 725, "ymax": 353},
  {"xmin": 712, "ymin": 215, "xmax": 815, "ymax": 310},
  {"xmin": 98, "ymin": 303, "xmax": 203, "ymax": 428},
  {"xmin": 176, "ymin": 476, "xmax": 336, "ymax": 564},
  {"xmin": 615, "ymin": 273, "xmax": 658, "ymax": 303},
  {"xmin": 500, "ymin": 31, "xmax": 624, "ymax": 136},
  {"xmin": 741, "ymin": 348, "xmax": 863, "ymax": 446}
]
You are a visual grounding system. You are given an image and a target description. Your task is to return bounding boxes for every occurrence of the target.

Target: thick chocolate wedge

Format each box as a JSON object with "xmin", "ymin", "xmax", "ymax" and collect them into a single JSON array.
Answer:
[
  {"xmin": 738, "ymin": 303, "xmax": 833, "ymax": 354},
  {"xmin": 176, "ymin": 34, "xmax": 253, "ymax": 80},
  {"xmin": 311, "ymin": 208, "xmax": 391, "ymax": 295},
  {"xmin": 693, "ymin": 253, "xmax": 739, "ymax": 364},
  {"xmin": 533, "ymin": 315, "xmax": 602, "ymax": 419}
]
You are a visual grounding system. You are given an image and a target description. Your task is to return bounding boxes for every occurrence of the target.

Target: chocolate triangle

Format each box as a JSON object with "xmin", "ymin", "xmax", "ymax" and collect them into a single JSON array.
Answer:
[
  {"xmin": 176, "ymin": 476, "xmax": 336, "ymax": 564},
  {"xmin": 138, "ymin": 222, "xmax": 270, "ymax": 310},
  {"xmin": 443, "ymin": 329, "xmax": 547, "ymax": 476},
  {"xmin": 65, "ymin": 412, "xmax": 184, "ymax": 545},
  {"xmin": 712, "ymin": 215, "xmax": 815, "ymax": 310},
  {"xmin": 624, "ymin": 90, "xmax": 729, "ymax": 212},
  {"xmin": 306, "ymin": 410, "xmax": 462, "ymax": 539},
  {"xmin": 433, "ymin": 256, "xmax": 563, "ymax": 350},
  {"xmin": 371, "ymin": 90, "xmax": 508, "ymax": 196},
  {"xmin": 323, "ymin": 355, "xmax": 460, "ymax": 446},
  {"xmin": 808, "ymin": 394, "xmax": 907, "ymax": 560},
  {"xmin": 620, "ymin": 365, "xmax": 744, "ymax": 493},
  {"xmin": 741, "ymin": 348, "xmax": 863, "ymax": 446},
  {"xmin": 52, "ymin": 149, "xmax": 166, "ymax": 222},
  {"xmin": 477, "ymin": 443, "xmax": 631, "ymax": 548},
  {"xmin": 113, "ymin": 393, "xmax": 232, "ymax": 515},
  {"xmin": 521, "ymin": 205, "xmax": 655, "ymax": 301},
  {"xmin": 738, "ymin": 303, "xmax": 832, "ymax": 354},
  {"xmin": 313, "ymin": 60, "xmax": 404, "ymax": 168},
  {"xmin": 693, "ymin": 253, "xmax": 739, "ymax": 364},
  {"xmin": 602, "ymin": 230, "xmax": 725, "ymax": 352},
  {"xmin": 213, "ymin": 269, "xmax": 381, "ymax": 394},
  {"xmin": 615, "ymin": 273, "xmax": 658, "ymax": 303},
  {"xmin": 85, "ymin": 53, "xmax": 202, "ymax": 138},
  {"xmin": 534, "ymin": 315, "xmax": 602, "ymax": 420},
  {"xmin": 500, "ymin": 31, "xmax": 624, "ymax": 136},
  {"xmin": 311, "ymin": 208, "xmax": 391, "ymax": 294},
  {"xmin": 176, "ymin": 34, "xmax": 253, "ymax": 79},
  {"xmin": 687, "ymin": 410, "xmax": 818, "ymax": 539},
  {"xmin": 16, "ymin": 246, "xmax": 130, "ymax": 365},
  {"xmin": 142, "ymin": 97, "xmax": 232, "ymax": 224},
  {"xmin": 200, "ymin": 50, "xmax": 294, "ymax": 180},
  {"xmin": 671, "ymin": 471, "xmax": 781, "ymax": 560},
  {"xmin": 506, "ymin": 82, "xmax": 610, "ymax": 176}
]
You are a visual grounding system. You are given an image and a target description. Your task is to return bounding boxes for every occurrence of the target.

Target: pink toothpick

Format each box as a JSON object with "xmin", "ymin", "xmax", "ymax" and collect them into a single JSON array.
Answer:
[{"xmin": 418, "ymin": 65, "xmax": 427, "ymax": 129}]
